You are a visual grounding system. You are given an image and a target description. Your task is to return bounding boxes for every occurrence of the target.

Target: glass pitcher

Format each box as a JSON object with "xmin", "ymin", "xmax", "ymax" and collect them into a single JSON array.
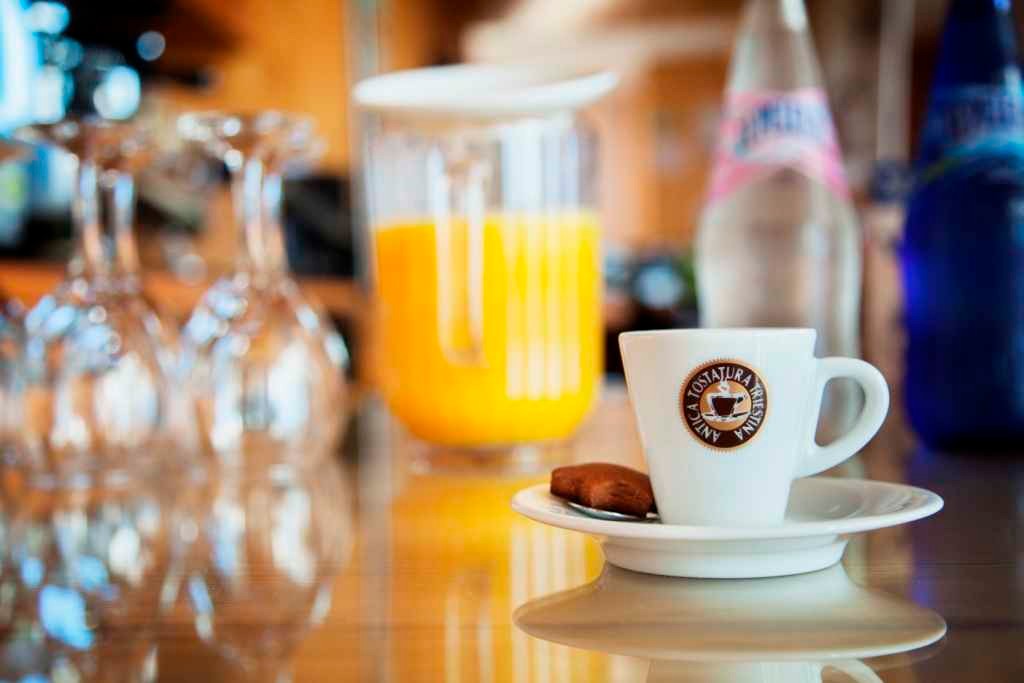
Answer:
[{"xmin": 355, "ymin": 65, "xmax": 616, "ymax": 450}]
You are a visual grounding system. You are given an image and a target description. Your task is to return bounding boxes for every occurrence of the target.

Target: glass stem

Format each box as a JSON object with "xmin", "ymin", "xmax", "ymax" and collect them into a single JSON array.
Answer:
[
  {"xmin": 230, "ymin": 154, "xmax": 270, "ymax": 281},
  {"xmin": 72, "ymin": 159, "xmax": 108, "ymax": 280},
  {"xmin": 262, "ymin": 169, "xmax": 289, "ymax": 277},
  {"xmin": 105, "ymin": 169, "xmax": 141, "ymax": 284},
  {"xmin": 247, "ymin": 655, "xmax": 292, "ymax": 683}
]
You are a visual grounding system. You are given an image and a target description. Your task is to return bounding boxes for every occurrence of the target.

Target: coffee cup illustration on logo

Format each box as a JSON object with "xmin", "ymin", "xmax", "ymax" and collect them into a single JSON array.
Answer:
[
  {"xmin": 708, "ymin": 381, "xmax": 746, "ymax": 420},
  {"xmin": 680, "ymin": 360, "xmax": 767, "ymax": 449}
]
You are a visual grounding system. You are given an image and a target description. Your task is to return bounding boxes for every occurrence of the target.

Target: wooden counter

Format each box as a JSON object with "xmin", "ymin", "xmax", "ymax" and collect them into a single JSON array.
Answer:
[{"xmin": 0, "ymin": 261, "xmax": 366, "ymax": 323}]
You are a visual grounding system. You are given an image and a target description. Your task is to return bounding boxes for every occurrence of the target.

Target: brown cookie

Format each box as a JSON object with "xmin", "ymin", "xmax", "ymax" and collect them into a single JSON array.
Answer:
[{"xmin": 550, "ymin": 463, "xmax": 655, "ymax": 518}]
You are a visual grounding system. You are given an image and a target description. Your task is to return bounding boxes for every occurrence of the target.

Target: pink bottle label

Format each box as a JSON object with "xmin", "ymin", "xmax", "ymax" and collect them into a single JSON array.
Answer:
[{"xmin": 707, "ymin": 88, "xmax": 850, "ymax": 203}]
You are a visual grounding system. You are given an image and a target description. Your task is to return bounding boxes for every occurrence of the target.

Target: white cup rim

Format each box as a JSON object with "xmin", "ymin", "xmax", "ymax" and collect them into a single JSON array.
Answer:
[{"xmin": 620, "ymin": 328, "xmax": 816, "ymax": 341}]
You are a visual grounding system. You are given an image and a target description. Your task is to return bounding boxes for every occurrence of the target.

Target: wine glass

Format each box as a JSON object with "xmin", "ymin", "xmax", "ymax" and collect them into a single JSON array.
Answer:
[
  {"xmin": 180, "ymin": 462, "xmax": 351, "ymax": 682},
  {"xmin": 177, "ymin": 112, "xmax": 349, "ymax": 468},
  {"xmin": 0, "ymin": 139, "xmax": 30, "ymax": 454},
  {"xmin": 261, "ymin": 130, "xmax": 349, "ymax": 450},
  {"xmin": 0, "ymin": 471, "xmax": 177, "ymax": 682},
  {"xmin": 11, "ymin": 118, "xmax": 175, "ymax": 481},
  {"xmin": 94, "ymin": 122, "xmax": 195, "ymax": 455}
]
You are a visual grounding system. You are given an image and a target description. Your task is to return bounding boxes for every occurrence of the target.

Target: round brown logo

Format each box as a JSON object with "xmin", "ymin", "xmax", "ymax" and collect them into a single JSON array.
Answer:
[{"xmin": 680, "ymin": 359, "xmax": 767, "ymax": 449}]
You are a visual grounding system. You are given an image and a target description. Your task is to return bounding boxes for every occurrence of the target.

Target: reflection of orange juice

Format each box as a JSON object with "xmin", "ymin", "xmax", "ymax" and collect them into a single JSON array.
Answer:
[
  {"xmin": 373, "ymin": 211, "xmax": 602, "ymax": 446},
  {"xmin": 386, "ymin": 470, "xmax": 608, "ymax": 681}
]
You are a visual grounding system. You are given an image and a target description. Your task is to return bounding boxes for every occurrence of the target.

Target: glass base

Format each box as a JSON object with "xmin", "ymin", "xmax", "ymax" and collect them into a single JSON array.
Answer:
[{"xmin": 405, "ymin": 436, "xmax": 577, "ymax": 477}]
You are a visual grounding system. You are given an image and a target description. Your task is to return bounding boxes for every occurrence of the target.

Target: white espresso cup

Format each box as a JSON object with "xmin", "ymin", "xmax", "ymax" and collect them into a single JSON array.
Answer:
[{"xmin": 619, "ymin": 329, "xmax": 889, "ymax": 526}]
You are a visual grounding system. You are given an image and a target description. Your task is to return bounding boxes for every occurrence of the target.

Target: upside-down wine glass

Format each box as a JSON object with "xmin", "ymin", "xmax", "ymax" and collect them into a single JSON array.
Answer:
[
  {"xmin": 177, "ymin": 112, "xmax": 348, "ymax": 467},
  {"xmin": 260, "ymin": 129, "xmax": 349, "ymax": 450},
  {"xmin": 94, "ymin": 123, "xmax": 194, "ymax": 456},
  {"xmin": 11, "ymin": 118, "xmax": 174, "ymax": 480}
]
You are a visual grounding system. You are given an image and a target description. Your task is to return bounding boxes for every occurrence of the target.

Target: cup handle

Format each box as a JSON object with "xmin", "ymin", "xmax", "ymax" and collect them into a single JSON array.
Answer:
[
  {"xmin": 795, "ymin": 357, "xmax": 890, "ymax": 478},
  {"xmin": 818, "ymin": 660, "xmax": 884, "ymax": 683},
  {"xmin": 427, "ymin": 145, "xmax": 488, "ymax": 365}
]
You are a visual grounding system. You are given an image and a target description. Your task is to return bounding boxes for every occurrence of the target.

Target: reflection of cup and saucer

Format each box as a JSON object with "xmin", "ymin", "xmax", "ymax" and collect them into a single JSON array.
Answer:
[{"xmin": 514, "ymin": 563, "xmax": 946, "ymax": 682}]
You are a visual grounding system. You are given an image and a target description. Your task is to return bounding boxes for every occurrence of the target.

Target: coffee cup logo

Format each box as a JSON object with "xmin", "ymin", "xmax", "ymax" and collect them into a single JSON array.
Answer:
[{"xmin": 680, "ymin": 360, "xmax": 767, "ymax": 449}]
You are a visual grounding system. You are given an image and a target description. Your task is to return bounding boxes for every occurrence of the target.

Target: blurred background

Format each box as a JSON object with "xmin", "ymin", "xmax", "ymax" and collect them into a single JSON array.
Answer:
[
  {"xmin": 0, "ymin": 0, "xmax": 997, "ymax": 378},
  {"xmin": 0, "ymin": 3, "xmax": 1021, "ymax": 681}
]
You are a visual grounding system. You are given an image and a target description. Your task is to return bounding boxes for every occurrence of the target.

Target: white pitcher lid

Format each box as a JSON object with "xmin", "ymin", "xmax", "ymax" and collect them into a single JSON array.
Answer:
[{"xmin": 353, "ymin": 64, "xmax": 618, "ymax": 119}]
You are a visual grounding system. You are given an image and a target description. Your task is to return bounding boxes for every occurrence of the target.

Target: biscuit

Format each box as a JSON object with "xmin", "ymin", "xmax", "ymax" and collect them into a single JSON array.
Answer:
[{"xmin": 550, "ymin": 463, "xmax": 655, "ymax": 517}]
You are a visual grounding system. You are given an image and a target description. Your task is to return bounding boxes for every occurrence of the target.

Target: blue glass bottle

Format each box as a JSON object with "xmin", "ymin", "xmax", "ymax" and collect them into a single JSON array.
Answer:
[{"xmin": 902, "ymin": 0, "xmax": 1024, "ymax": 449}]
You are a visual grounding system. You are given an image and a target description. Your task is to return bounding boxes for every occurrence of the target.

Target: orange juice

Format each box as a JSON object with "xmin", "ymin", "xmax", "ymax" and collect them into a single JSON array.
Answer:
[{"xmin": 373, "ymin": 211, "xmax": 602, "ymax": 446}]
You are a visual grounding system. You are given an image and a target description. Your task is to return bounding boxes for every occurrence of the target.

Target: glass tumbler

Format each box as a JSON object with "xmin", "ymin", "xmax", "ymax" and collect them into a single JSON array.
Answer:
[{"xmin": 355, "ymin": 65, "xmax": 616, "ymax": 450}]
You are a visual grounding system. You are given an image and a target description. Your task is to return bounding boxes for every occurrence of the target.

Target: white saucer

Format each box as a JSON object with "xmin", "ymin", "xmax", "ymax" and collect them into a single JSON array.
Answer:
[{"xmin": 511, "ymin": 477, "xmax": 943, "ymax": 578}]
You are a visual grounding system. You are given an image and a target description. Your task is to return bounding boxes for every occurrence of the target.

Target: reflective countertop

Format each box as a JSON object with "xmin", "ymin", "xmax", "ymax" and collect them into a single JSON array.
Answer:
[{"xmin": 143, "ymin": 384, "xmax": 1022, "ymax": 682}]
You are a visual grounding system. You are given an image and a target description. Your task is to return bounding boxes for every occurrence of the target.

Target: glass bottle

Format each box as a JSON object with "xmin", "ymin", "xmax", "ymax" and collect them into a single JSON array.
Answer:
[
  {"xmin": 695, "ymin": 0, "xmax": 863, "ymax": 441},
  {"xmin": 902, "ymin": 0, "xmax": 1024, "ymax": 449}
]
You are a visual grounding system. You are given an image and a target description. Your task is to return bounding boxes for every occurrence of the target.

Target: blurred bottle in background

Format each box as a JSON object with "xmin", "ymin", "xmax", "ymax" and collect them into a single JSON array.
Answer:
[
  {"xmin": 902, "ymin": 0, "xmax": 1024, "ymax": 450},
  {"xmin": 695, "ymin": 0, "xmax": 862, "ymax": 441},
  {"xmin": 861, "ymin": 0, "xmax": 915, "ymax": 391}
]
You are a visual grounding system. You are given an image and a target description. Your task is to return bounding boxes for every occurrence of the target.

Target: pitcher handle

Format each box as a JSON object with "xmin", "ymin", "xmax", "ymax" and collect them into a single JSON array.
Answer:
[{"xmin": 427, "ymin": 144, "xmax": 488, "ymax": 365}]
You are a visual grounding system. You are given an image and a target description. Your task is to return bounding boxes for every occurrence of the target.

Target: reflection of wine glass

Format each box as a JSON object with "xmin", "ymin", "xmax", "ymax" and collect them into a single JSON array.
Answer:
[
  {"xmin": 515, "ymin": 563, "xmax": 945, "ymax": 681},
  {"xmin": 0, "ymin": 300, "xmax": 23, "ymax": 453},
  {"xmin": 11, "ymin": 119, "xmax": 174, "ymax": 479},
  {"xmin": 181, "ymin": 462, "xmax": 351, "ymax": 682},
  {"xmin": 1, "ymin": 474, "xmax": 176, "ymax": 682},
  {"xmin": 178, "ymin": 112, "xmax": 349, "ymax": 467}
]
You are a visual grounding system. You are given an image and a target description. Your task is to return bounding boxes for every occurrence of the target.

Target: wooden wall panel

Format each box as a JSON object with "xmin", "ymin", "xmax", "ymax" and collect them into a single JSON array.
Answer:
[{"xmin": 157, "ymin": 0, "xmax": 351, "ymax": 172}]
